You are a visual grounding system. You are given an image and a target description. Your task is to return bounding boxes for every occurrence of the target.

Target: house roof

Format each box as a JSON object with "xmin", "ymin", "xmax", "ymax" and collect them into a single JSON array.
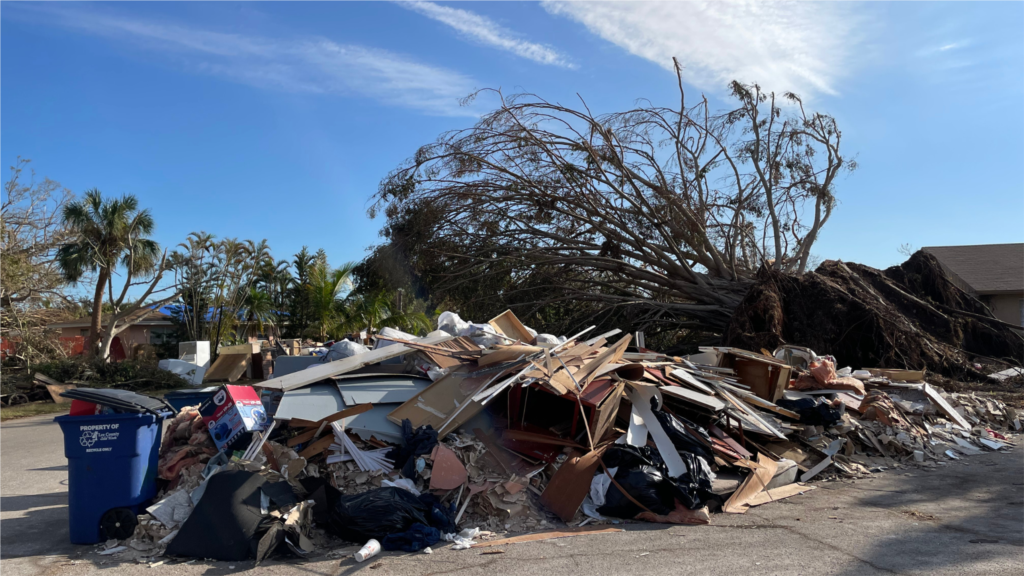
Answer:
[
  {"xmin": 923, "ymin": 243, "xmax": 1024, "ymax": 294},
  {"xmin": 48, "ymin": 309, "xmax": 175, "ymax": 329}
]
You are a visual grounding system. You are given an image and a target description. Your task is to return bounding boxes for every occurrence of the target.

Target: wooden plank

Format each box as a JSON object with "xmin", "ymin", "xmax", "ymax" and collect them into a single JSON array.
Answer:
[
  {"xmin": 204, "ymin": 354, "xmax": 250, "ymax": 382},
  {"xmin": 472, "ymin": 526, "xmax": 623, "ymax": 547},
  {"xmin": 286, "ymin": 403, "xmax": 374, "ymax": 428},
  {"xmin": 297, "ymin": 434, "xmax": 335, "ymax": 459},
  {"xmin": 479, "ymin": 345, "xmax": 543, "ymax": 367},
  {"xmin": 260, "ymin": 334, "xmax": 455, "ymax": 391}
]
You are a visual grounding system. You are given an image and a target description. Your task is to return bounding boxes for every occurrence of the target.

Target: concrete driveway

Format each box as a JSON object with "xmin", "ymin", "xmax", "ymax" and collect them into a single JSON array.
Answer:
[{"xmin": 2, "ymin": 413, "xmax": 1022, "ymax": 576}]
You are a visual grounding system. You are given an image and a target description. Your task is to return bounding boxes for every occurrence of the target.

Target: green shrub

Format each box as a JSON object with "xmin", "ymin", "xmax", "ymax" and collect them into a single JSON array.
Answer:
[{"xmin": 33, "ymin": 358, "xmax": 190, "ymax": 390}]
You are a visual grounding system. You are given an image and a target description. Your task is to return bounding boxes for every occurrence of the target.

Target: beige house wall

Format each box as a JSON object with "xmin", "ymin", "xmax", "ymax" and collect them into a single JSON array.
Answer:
[
  {"xmin": 985, "ymin": 293, "xmax": 1024, "ymax": 327},
  {"xmin": 59, "ymin": 325, "xmax": 169, "ymax": 346}
]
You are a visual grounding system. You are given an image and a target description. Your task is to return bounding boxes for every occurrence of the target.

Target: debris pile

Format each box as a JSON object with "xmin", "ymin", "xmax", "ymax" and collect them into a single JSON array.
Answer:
[{"xmin": 79, "ymin": 308, "xmax": 1018, "ymax": 565}]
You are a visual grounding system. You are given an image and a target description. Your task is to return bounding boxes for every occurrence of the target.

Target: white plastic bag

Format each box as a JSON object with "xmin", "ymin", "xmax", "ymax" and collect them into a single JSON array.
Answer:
[
  {"xmin": 437, "ymin": 311, "xmax": 470, "ymax": 336},
  {"xmin": 323, "ymin": 340, "xmax": 369, "ymax": 362}
]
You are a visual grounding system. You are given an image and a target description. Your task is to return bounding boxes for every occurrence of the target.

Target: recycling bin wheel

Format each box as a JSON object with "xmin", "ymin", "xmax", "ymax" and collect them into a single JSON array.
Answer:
[{"xmin": 100, "ymin": 507, "xmax": 137, "ymax": 540}]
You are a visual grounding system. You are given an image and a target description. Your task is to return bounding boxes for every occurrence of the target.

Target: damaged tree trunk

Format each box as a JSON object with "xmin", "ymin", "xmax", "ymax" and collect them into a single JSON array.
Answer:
[{"xmin": 724, "ymin": 251, "xmax": 1023, "ymax": 379}]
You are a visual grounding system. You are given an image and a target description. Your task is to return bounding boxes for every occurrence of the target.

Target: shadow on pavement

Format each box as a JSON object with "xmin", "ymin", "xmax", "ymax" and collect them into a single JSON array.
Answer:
[
  {"xmin": 0, "ymin": 499, "xmax": 74, "ymax": 559},
  {"xmin": 834, "ymin": 450, "xmax": 1024, "ymax": 575}
]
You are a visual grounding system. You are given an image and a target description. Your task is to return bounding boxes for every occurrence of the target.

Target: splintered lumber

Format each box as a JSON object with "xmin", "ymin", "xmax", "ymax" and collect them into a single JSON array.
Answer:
[
  {"xmin": 471, "ymin": 526, "xmax": 624, "ymax": 547},
  {"xmin": 722, "ymin": 453, "xmax": 778, "ymax": 513},
  {"xmin": 287, "ymin": 403, "xmax": 374, "ymax": 429},
  {"xmin": 572, "ymin": 335, "xmax": 632, "ymax": 389},
  {"xmin": 298, "ymin": 435, "xmax": 336, "ymax": 459},
  {"xmin": 260, "ymin": 334, "xmax": 455, "ymax": 391},
  {"xmin": 746, "ymin": 483, "xmax": 817, "ymax": 507}
]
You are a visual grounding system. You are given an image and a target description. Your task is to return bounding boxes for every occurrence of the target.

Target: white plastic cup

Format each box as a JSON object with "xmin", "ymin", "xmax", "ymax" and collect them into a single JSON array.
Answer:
[{"xmin": 354, "ymin": 539, "xmax": 381, "ymax": 562}]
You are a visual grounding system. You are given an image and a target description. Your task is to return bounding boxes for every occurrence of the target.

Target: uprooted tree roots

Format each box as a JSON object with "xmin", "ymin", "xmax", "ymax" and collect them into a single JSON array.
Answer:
[{"xmin": 724, "ymin": 251, "xmax": 1023, "ymax": 380}]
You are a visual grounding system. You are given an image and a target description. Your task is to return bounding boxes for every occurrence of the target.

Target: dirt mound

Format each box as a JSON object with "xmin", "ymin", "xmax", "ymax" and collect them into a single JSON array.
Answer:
[{"xmin": 723, "ymin": 251, "xmax": 1023, "ymax": 380}]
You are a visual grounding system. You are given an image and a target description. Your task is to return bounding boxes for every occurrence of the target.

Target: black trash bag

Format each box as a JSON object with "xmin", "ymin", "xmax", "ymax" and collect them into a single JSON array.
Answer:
[
  {"xmin": 381, "ymin": 523, "xmax": 441, "ymax": 552},
  {"xmin": 669, "ymin": 452, "xmax": 716, "ymax": 510},
  {"xmin": 600, "ymin": 443, "xmax": 660, "ymax": 470},
  {"xmin": 386, "ymin": 419, "xmax": 438, "ymax": 479},
  {"xmin": 653, "ymin": 411, "xmax": 713, "ymax": 461},
  {"xmin": 598, "ymin": 443, "xmax": 717, "ymax": 518},
  {"xmin": 420, "ymin": 492, "xmax": 459, "ymax": 535},
  {"xmin": 777, "ymin": 397, "xmax": 842, "ymax": 426},
  {"xmin": 301, "ymin": 479, "xmax": 459, "ymax": 544},
  {"xmin": 599, "ymin": 465, "xmax": 676, "ymax": 518}
]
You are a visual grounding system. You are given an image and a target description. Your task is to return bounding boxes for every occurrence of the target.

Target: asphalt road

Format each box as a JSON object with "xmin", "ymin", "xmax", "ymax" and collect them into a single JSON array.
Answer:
[{"xmin": 2, "ymin": 413, "xmax": 1022, "ymax": 576}]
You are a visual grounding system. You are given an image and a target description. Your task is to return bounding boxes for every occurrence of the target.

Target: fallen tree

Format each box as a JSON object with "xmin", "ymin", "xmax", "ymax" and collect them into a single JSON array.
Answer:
[
  {"xmin": 724, "ymin": 251, "xmax": 1024, "ymax": 379},
  {"xmin": 370, "ymin": 61, "xmax": 853, "ymax": 335}
]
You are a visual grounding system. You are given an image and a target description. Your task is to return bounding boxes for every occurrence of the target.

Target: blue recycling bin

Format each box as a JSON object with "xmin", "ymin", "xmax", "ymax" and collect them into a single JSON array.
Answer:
[
  {"xmin": 163, "ymin": 388, "xmax": 217, "ymax": 412},
  {"xmin": 55, "ymin": 412, "xmax": 166, "ymax": 544}
]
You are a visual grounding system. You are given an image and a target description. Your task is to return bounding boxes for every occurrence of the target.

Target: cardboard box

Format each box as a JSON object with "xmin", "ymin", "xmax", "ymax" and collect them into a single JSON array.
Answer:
[{"xmin": 199, "ymin": 385, "xmax": 269, "ymax": 451}]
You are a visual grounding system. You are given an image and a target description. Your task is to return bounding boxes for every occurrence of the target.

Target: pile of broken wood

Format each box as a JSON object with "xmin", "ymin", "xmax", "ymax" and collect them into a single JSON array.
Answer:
[{"xmin": 257, "ymin": 310, "xmax": 1020, "ymax": 534}]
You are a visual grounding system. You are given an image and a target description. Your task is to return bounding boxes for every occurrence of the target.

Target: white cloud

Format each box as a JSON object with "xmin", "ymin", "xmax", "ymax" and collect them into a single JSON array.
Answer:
[
  {"xmin": 397, "ymin": 1, "xmax": 574, "ymax": 68},
  {"xmin": 20, "ymin": 6, "xmax": 480, "ymax": 116},
  {"xmin": 542, "ymin": 0, "xmax": 861, "ymax": 98}
]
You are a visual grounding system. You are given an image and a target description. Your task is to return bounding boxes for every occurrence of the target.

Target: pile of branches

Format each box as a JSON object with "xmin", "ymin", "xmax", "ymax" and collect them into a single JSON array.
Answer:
[{"xmin": 724, "ymin": 251, "xmax": 1023, "ymax": 380}]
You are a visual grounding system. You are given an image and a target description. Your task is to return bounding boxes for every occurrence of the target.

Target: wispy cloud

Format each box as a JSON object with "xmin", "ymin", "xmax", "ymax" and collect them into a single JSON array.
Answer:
[
  {"xmin": 15, "ymin": 5, "xmax": 480, "ymax": 116},
  {"xmin": 918, "ymin": 39, "xmax": 972, "ymax": 57},
  {"xmin": 542, "ymin": 0, "xmax": 862, "ymax": 98},
  {"xmin": 397, "ymin": 1, "xmax": 574, "ymax": 68}
]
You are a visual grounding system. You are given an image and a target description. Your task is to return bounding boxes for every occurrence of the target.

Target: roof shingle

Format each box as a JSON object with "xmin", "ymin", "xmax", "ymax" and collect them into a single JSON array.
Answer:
[{"xmin": 923, "ymin": 243, "xmax": 1024, "ymax": 294}]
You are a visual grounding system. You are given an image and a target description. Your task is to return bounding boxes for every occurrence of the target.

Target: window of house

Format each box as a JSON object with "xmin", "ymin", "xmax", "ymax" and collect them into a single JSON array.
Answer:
[
  {"xmin": 79, "ymin": 329, "xmax": 89, "ymax": 337},
  {"xmin": 149, "ymin": 327, "xmax": 177, "ymax": 345}
]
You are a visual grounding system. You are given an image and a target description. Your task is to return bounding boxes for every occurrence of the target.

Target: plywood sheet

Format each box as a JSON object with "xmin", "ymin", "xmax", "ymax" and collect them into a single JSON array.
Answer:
[
  {"xmin": 204, "ymin": 353, "xmax": 251, "ymax": 382},
  {"xmin": 386, "ymin": 368, "xmax": 498, "ymax": 435}
]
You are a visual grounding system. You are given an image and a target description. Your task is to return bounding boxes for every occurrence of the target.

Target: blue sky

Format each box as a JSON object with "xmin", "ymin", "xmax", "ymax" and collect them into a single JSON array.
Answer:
[{"xmin": 3, "ymin": 1, "xmax": 1022, "ymax": 285}]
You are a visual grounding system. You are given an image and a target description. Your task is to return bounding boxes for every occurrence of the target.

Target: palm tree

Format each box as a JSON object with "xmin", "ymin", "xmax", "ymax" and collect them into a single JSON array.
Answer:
[
  {"xmin": 307, "ymin": 260, "xmax": 356, "ymax": 341},
  {"xmin": 240, "ymin": 287, "xmax": 275, "ymax": 340},
  {"xmin": 338, "ymin": 291, "xmax": 432, "ymax": 339},
  {"xmin": 287, "ymin": 247, "xmax": 316, "ymax": 338},
  {"xmin": 56, "ymin": 190, "xmax": 159, "ymax": 355}
]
